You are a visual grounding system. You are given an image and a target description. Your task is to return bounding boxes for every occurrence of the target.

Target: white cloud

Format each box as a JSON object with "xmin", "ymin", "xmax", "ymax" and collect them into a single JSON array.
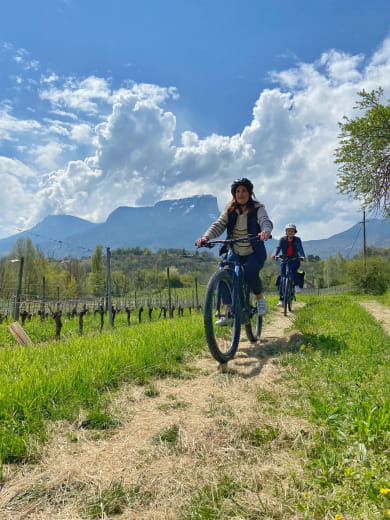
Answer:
[
  {"xmin": 69, "ymin": 123, "xmax": 93, "ymax": 143},
  {"xmin": 29, "ymin": 142, "xmax": 69, "ymax": 171},
  {"xmin": 39, "ymin": 76, "xmax": 112, "ymax": 114},
  {"xmin": 12, "ymin": 47, "xmax": 39, "ymax": 71},
  {"xmin": 41, "ymin": 73, "xmax": 59, "ymax": 83},
  {"xmin": 0, "ymin": 106, "xmax": 41, "ymax": 140},
  {"xmin": 0, "ymin": 156, "xmax": 35, "ymax": 179},
  {"xmin": 320, "ymin": 50, "xmax": 364, "ymax": 83},
  {"xmin": 1, "ymin": 36, "xmax": 390, "ymax": 242},
  {"xmin": 0, "ymin": 158, "xmax": 36, "ymax": 237}
]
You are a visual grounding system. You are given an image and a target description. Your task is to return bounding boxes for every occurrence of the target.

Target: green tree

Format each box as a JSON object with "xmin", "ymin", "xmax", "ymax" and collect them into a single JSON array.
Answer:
[
  {"xmin": 3, "ymin": 237, "xmax": 43, "ymax": 298},
  {"xmin": 347, "ymin": 256, "xmax": 390, "ymax": 294},
  {"xmin": 335, "ymin": 88, "xmax": 390, "ymax": 218},
  {"xmin": 61, "ymin": 258, "xmax": 88, "ymax": 297},
  {"xmin": 88, "ymin": 245, "xmax": 106, "ymax": 297},
  {"xmin": 66, "ymin": 276, "xmax": 78, "ymax": 298},
  {"xmin": 322, "ymin": 254, "xmax": 348, "ymax": 287},
  {"xmin": 111, "ymin": 271, "xmax": 129, "ymax": 296}
]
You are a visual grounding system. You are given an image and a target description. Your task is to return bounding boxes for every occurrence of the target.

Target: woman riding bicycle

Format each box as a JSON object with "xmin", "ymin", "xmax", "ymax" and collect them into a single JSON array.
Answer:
[
  {"xmin": 271, "ymin": 223, "xmax": 306, "ymax": 306},
  {"xmin": 195, "ymin": 178, "xmax": 273, "ymax": 323}
]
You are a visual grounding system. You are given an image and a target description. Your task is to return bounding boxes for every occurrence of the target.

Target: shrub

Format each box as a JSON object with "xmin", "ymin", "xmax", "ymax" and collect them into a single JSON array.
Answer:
[{"xmin": 346, "ymin": 256, "xmax": 390, "ymax": 294}]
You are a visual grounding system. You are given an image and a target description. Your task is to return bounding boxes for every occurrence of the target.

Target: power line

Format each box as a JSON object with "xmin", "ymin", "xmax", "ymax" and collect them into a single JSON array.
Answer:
[
  {"xmin": 9, "ymin": 226, "xmax": 112, "ymax": 255},
  {"xmin": 343, "ymin": 225, "xmax": 362, "ymax": 259}
]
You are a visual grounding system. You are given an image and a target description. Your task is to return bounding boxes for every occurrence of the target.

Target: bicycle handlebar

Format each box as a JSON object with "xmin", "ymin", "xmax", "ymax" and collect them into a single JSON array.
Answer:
[
  {"xmin": 275, "ymin": 255, "xmax": 305, "ymax": 261},
  {"xmin": 199, "ymin": 234, "xmax": 261, "ymax": 249}
]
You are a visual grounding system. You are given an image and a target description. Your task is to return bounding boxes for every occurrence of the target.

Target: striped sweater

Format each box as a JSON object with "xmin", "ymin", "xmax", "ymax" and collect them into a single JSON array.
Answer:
[{"xmin": 203, "ymin": 202, "xmax": 273, "ymax": 256}]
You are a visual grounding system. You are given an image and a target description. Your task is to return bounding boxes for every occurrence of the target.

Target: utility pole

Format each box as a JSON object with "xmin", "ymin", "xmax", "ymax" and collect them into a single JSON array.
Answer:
[
  {"xmin": 167, "ymin": 267, "xmax": 172, "ymax": 317},
  {"xmin": 106, "ymin": 247, "xmax": 113, "ymax": 327},
  {"xmin": 41, "ymin": 276, "xmax": 46, "ymax": 321},
  {"xmin": 12, "ymin": 256, "xmax": 24, "ymax": 321},
  {"xmin": 363, "ymin": 210, "xmax": 367, "ymax": 269},
  {"xmin": 194, "ymin": 276, "xmax": 199, "ymax": 308}
]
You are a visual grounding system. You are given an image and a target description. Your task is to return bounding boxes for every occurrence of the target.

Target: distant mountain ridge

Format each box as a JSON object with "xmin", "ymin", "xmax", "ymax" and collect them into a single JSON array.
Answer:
[
  {"xmin": 0, "ymin": 215, "xmax": 98, "ymax": 258},
  {"xmin": 0, "ymin": 195, "xmax": 389, "ymax": 259},
  {"xmin": 0, "ymin": 195, "xmax": 220, "ymax": 257},
  {"xmin": 303, "ymin": 219, "xmax": 390, "ymax": 258}
]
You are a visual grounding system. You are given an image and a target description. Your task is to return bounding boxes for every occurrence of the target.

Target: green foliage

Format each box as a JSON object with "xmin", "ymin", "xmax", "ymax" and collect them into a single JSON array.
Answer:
[
  {"xmin": 89, "ymin": 245, "xmax": 105, "ymax": 297},
  {"xmin": 376, "ymin": 287, "xmax": 390, "ymax": 305},
  {"xmin": 322, "ymin": 254, "xmax": 348, "ymax": 287},
  {"xmin": 347, "ymin": 256, "xmax": 390, "ymax": 294},
  {"xmin": 110, "ymin": 270, "xmax": 129, "ymax": 296},
  {"xmin": 110, "ymin": 247, "xmax": 218, "ymax": 290},
  {"xmin": 365, "ymin": 246, "xmax": 390, "ymax": 259},
  {"xmin": 290, "ymin": 296, "xmax": 390, "ymax": 518},
  {"xmin": 3, "ymin": 237, "xmax": 389, "ymax": 302},
  {"xmin": 335, "ymin": 88, "xmax": 390, "ymax": 217}
]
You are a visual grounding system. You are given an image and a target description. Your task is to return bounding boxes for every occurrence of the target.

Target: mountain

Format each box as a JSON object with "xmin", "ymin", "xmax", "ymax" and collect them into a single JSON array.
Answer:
[
  {"xmin": 0, "ymin": 215, "xmax": 98, "ymax": 258},
  {"xmin": 303, "ymin": 219, "xmax": 390, "ymax": 258},
  {"xmin": 0, "ymin": 196, "xmax": 389, "ymax": 258},
  {"xmin": 0, "ymin": 195, "xmax": 220, "ymax": 258}
]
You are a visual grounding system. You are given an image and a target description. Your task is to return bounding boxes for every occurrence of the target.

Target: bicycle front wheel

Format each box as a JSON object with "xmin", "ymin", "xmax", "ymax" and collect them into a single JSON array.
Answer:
[
  {"xmin": 245, "ymin": 293, "xmax": 262, "ymax": 342},
  {"xmin": 204, "ymin": 270, "xmax": 241, "ymax": 363}
]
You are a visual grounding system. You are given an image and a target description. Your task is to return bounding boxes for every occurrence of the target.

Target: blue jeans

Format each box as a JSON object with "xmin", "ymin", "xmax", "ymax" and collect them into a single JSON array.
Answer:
[
  {"xmin": 228, "ymin": 248, "xmax": 266, "ymax": 296},
  {"xmin": 278, "ymin": 257, "xmax": 301, "ymax": 299}
]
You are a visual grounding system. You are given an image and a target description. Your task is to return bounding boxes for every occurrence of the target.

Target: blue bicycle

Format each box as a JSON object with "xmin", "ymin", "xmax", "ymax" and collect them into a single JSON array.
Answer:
[
  {"xmin": 276, "ymin": 255, "xmax": 303, "ymax": 316},
  {"xmin": 200, "ymin": 235, "xmax": 262, "ymax": 363}
]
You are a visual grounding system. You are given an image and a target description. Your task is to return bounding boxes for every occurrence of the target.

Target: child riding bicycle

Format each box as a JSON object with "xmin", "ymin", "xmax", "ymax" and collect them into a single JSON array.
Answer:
[
  {"xmin": 271, "ymin": 223, "xmax": 306, "ymax": 306},
  {"xmin": 195, "ymin": 178, "xmax": 273, "ymax": 323}
]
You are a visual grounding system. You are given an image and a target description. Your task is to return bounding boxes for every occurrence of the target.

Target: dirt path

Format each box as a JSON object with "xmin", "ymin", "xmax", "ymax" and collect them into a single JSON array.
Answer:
[
  {"xmin": 359, "ymin": 299, "xmax": 390, "ymax": 335},
  {"xmin": 0, "ymin": 300, "xmax": 388, "ymax": 519}
]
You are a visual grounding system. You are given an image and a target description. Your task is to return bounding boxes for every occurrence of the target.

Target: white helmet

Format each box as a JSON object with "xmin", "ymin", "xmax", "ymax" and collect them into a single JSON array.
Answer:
[{"xmin": 285, "ymin": 223, "xmax": 297, "ymax": 231}]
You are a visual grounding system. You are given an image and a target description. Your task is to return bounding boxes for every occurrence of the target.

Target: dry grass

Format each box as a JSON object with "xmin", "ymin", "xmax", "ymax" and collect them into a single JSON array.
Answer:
[{"xmin": 0, "ymin": 306, "xmax": 314, "ymax": 519}]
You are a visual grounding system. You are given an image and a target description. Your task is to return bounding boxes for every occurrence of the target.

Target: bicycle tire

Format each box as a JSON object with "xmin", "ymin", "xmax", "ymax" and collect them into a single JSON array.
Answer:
[
  {"xmin": 204, "ymin": 270, "xmax": 241, "ymax": 363},
  {"xmin": 244, "ymin": 291, "xmax": 262, "ymax": 342},
  {"xmin": 288, "ymin": 284, "xmax": 294, "ymax": 312},
  {"xmin": 283, "ymin": 277, "xmax": 289, "ymax": 316}
]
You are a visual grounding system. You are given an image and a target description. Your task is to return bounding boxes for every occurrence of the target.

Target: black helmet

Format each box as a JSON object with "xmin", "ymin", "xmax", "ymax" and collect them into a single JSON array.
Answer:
[{"xmin": 231, "ymin": 177, "xmax": 253, "ymax": 195}]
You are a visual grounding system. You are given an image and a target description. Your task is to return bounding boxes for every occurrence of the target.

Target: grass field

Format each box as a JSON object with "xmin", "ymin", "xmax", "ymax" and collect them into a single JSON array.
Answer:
[
  {"xmin": 0, "ymin": 293, "xmax": 389, "ymax": 519},
  {"xmin": 0, "ymin": 314, "xmax": 206, "ymax": 466},
  {"xmin": 284, "ymin": 294, "xmax": 390, "ymax": 519}
]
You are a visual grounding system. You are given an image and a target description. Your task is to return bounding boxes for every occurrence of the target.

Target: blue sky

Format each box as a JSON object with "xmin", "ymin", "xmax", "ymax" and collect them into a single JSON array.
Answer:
[{"xmin": 1, "ymin": 0, "xmax": 390, "ymax": 243}]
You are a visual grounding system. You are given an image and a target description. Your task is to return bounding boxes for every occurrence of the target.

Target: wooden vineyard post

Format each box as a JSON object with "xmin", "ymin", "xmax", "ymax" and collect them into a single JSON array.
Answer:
[{"xmin": 8, "ymin": 322, "xmax": 32, "ymax": 346}]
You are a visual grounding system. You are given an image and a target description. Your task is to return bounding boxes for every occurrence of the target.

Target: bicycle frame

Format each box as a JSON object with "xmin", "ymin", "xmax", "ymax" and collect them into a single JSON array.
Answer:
[
  {"xmin": 201, "ymin": 235, "xmax": 262, "ymax": 363},
  {"xmin": 210, "ymin": 236, "xmax": 258, "ymax": 322},
  {"xmin": 276, "ymin": 255, "xmax": 298, "ymax": 315}
]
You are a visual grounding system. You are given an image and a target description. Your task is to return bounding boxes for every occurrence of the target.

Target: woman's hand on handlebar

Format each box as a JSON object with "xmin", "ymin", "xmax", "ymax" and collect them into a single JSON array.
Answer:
[
  {"xmin": 195, "ymin": 237, "xmax": 209, "ymax": 248},
  {"xmin": 258, "ymin": 230, "xmax": 271, "ymax": 241}
]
